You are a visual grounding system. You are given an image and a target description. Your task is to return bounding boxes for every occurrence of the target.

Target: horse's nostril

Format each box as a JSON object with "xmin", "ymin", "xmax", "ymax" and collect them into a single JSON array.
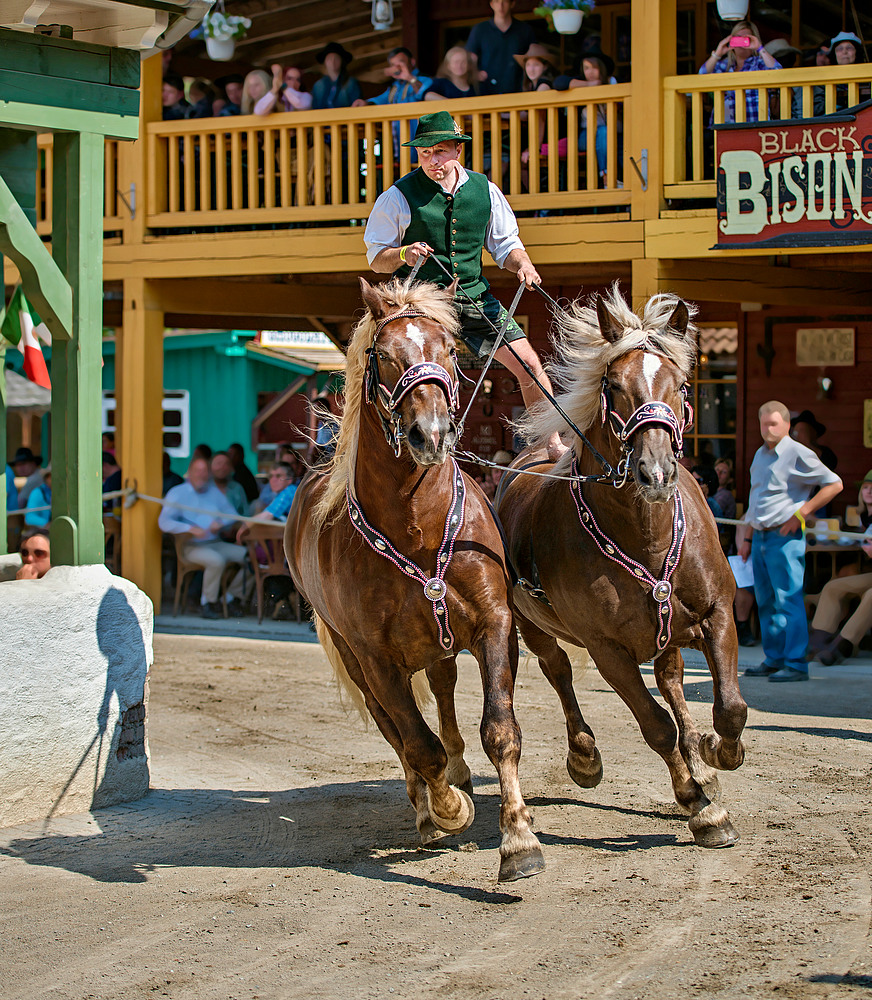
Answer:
[{"xmin": 407, "ymin": 425, "xmax": 426, "ymax": 450}]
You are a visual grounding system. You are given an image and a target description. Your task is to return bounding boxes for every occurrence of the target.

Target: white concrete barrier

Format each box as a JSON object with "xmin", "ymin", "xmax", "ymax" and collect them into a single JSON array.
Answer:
[{"xmin": 0, "ymin": 563, "xmax": 152, "ymax": 827}]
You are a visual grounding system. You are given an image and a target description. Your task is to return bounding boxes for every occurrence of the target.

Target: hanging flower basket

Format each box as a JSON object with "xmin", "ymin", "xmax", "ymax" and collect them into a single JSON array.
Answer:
[
  {"xmin": 205, "ymin": 36, "xmax": 236, "ymax": 60},
  {"xmin": 716, "ymin": 0, "xmax": 750, "ymax": 20},
  {"xmin": 533, "ymin": 0, "xmax": 594, "ymax": 34},
  {"xmin": 552, "ymin": 8, "xmax": 584, "ymax": 33},
  {"xmin": 197, "ymin": 9, "xmax": 251, "ymax": 61}
]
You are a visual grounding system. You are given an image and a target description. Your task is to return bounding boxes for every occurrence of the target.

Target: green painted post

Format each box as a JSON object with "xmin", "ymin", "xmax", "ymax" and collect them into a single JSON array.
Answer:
[
  {"xmin": 0, "ymin": 254, "xmax": 6, "ymax": 555},
  {"xmin": 50, "ymin": 131, "xmax": 105, "ymax": 565}
]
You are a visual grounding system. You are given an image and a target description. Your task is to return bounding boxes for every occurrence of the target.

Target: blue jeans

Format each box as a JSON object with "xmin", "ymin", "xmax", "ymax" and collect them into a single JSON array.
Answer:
[
  {"xmin": 751, "ymin": 529, "xmax": 808, "ymax": 673},
  {"xmin": 579, "ymin": 124, "xmax": 608, "ymax": 176}
]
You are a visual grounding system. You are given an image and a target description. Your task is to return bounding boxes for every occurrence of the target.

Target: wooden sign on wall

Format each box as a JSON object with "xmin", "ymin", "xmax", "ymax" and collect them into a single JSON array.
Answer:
[{"xmin": 796, "ymin": 328, "xmax": 855, "ymax": 366}]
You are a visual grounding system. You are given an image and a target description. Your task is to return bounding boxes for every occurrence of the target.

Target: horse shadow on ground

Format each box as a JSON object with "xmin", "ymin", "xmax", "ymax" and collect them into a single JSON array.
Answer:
[{"xmin": 0, "ymin": 777, "xmax": 683, "ymax": 894}]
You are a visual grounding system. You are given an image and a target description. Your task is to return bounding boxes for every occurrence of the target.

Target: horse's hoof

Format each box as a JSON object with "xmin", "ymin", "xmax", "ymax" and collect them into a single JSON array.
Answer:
[
  {"xmin": 498, "ymin": 846, "xmax": 546, "ymax": 882},
  {"xmin": 567, "ymin": 747, "xmax": 603, "ymax": 789},
  {"xmin": 692, "ymin": 820, "xmax": 740, "ymax": 849},
  {"xmin": 459, "ymin": 777, "xmax": 474, "ymax": 798},
  {"xmin": 699, "ymin": 734, "xmax": 745, "ymax": 772},
  {"xmin": 430, "ymin": 788, "xmax": 475, "ymax": 836},
  {"xmin": 419, "ymin": 817, "xmax": 449, "ymax": 846}
]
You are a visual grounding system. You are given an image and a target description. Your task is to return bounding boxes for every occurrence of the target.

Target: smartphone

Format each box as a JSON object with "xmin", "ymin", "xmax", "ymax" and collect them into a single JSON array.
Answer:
[{"xmin": 729, "ymin": 35, "xmax": 752, "ymax": 48}]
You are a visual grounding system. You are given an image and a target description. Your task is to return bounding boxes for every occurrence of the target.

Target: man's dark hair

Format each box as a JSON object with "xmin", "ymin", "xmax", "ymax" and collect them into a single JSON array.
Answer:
[
  {"xmin": 163, "ymin": 72, "xmax": 185, "ymax": 92},
  {"xmin": 102, "ymin": 450, "xmax": 118, "ymax": 466},
  {"xmin": 389, "ymin": 46, "xmax": 414, "ymax": 62},
  {"xmin": 692, "ymin": 465, "xmax": 718, "ymax": 497},
  {"xmin": 20, "ymin": 527, "xmax": 50, "ymax": 546},
  {"xmin": 273, "ymin": 462, "xmax": 295, "ymax": 478}
]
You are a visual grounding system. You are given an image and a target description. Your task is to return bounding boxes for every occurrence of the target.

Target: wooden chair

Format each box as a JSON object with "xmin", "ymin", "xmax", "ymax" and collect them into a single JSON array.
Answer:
[
  {"xmin": 171, "ymin": 532, "xmax": 242, "ymax": 618},
  {"xmin": 242, "ymin": 521, "xmax": 300, "ymax": 624}
]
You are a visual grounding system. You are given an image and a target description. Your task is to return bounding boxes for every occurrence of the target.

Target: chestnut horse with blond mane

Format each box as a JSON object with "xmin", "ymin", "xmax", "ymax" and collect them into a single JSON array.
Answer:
[
  {"xmin": 285, "ymin": 277, "xmax": 544, "ymax": 882},
  {"xmin": 498, "ymin": 285, "xmax": 748, "ymax": 848}
]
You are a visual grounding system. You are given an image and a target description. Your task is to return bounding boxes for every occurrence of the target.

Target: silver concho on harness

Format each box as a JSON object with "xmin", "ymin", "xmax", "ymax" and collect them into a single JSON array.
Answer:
[
  {"xmin": 652, "ymin": 580, "xmax": 673, "ymax": 603},
  {"xmin": 424, "ymin": 578, "xmax": 447, "ymax": 601}
]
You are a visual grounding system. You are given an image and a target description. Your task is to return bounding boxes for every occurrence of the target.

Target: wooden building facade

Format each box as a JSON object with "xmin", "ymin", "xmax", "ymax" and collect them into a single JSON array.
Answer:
[{"xmin": 3, "ymin": 0, "xmax": 872, "ymax": 605}]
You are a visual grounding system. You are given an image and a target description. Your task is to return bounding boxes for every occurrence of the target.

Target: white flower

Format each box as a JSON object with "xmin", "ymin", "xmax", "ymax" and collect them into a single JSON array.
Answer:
[{"xmin": 202, "ymin": 11, "xmax": 251, "ymax": 41}]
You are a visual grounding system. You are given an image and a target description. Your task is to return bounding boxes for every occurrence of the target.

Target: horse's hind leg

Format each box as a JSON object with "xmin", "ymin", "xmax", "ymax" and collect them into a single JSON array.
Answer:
[
  {"xmin": 319, "ymin": 622, "xmax": 455, "ymax": 844},
  {"xmin": 592, "ymin": 644, "xmax": 739, "ymax": 848},
  {"xmin": 475, "ymin": 618, "xmax": 545, "ymax": 882},
  {"xmin": 516, "ymin": 610, "xmax": 603, "ymax": 788},
  {"xmin": 426, "ymin": 658, "xmax": 473, "ymax": 796},
  {"xmin": 361, "ymin": 660, "xmax": 475, "ymax": 840},
  {"xmin": 653, "ymin": 647, "xmax": 720, "ymax": 796},
  {"xmin": 699, "ymin": 610, "xmax": 748, "ymax": 772}
]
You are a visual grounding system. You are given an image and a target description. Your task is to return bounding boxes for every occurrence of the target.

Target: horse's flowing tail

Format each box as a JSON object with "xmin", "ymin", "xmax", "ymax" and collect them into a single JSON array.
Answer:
[{"xmin": 314, "ymin": 613, "xmax": 433, "ymax": 729}]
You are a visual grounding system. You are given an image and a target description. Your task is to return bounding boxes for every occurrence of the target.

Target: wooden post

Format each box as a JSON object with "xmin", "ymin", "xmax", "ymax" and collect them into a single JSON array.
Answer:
[
  {"xmin": 120, "ymin": 52, "xmax": 161, "ymax": 249},
  {"xmin": 0, "ymin": 255, "xmax": 6, "ymax": 556},
  {"xmin": 119, "ymin": 276, "xmax": 164, "ymax": 608},
  {"xmin": 50, "ymin": 131, "xmax": 105, "ymax": 566},
  {"xmin": 630, "ymin": 0, "xmax": 676, "ymax": 222}
]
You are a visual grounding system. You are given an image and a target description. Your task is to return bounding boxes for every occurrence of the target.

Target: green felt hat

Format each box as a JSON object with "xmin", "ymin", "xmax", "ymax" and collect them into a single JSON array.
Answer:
[{"xmin": 402, "ymin": 111, "xmax": 471, "ymax": 148}]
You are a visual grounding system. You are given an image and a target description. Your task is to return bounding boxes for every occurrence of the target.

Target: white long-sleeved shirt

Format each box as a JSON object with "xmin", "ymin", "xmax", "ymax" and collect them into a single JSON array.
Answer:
[{"xmin": 158, "ymin": 481, "xmax": 239, "ymax": 542}]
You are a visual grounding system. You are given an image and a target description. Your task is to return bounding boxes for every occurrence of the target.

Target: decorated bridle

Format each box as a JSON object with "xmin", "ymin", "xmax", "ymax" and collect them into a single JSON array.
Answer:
[
  {"xmin": 599, "ymin": 357, "xmax": 694, "ymax": 461},
  {"xmin": 566, "ymin": 350, "xmax": 695, "ymax": 652},
  {"xmin": 364, "ymin": 308, "xmax": 460, "ymax": 458},
  {"xmin": 351, "ymin": 305, "xmax": 467, "ymax": 651}
]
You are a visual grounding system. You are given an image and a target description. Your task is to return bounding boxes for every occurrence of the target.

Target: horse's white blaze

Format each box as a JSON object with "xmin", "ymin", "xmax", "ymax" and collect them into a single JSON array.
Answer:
[
  {"xmin": 404, "ymin": 321, "xmax": 426, "ymax": 355},
  {"xmin": 642, "ymin": 352, "xmax": 662, "ymax": 395}
]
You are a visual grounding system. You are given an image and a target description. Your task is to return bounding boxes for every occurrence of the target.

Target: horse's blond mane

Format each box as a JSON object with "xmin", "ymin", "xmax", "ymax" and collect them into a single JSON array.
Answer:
[
  {"xmin": 516, "ymin": 283, "xmax": 698, "ymax": 475},
  {"xmin": 312, "ymin": 278, "xmax": 461, "ymax": 529}
]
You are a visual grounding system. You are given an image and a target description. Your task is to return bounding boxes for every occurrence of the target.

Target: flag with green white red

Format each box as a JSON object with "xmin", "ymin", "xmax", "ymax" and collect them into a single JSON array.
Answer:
[{"xmin": 1, "ymin": 286, "xmax": 52, "ymax": 390}]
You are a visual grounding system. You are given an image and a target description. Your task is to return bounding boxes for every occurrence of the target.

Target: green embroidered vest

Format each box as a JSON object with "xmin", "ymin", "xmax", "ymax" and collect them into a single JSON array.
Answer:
[{"xmin": 394, "ymin": 168, "xmax": 491, "ymax": 300}]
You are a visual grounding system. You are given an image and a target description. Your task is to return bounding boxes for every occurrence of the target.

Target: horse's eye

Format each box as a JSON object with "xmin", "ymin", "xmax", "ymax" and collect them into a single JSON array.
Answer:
[
  {"xmin": 377, "ymin": 351, "xmax": 389, "ymax": 362},
  {"xmin": 449, "ymin": 347, "xmax": 457, "ymax": 357}
]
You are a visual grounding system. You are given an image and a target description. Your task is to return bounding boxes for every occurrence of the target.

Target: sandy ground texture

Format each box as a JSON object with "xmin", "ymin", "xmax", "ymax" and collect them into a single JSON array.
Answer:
[{"xmin": 2, "ymin": 633, "xmax": 871, "ymax": 1000}]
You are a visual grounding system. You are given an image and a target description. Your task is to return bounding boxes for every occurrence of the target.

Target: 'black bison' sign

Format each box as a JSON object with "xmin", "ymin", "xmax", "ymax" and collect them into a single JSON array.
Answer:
[{"xmin": 715, "ymin": 100, "xmax": 872, "ymax": 249}]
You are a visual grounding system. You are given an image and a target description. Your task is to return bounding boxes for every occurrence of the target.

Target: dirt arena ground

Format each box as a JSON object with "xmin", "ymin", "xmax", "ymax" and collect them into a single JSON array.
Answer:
[{"xmin": 2, "ymin": 633, "xmax": 871, "ymax": 1000}]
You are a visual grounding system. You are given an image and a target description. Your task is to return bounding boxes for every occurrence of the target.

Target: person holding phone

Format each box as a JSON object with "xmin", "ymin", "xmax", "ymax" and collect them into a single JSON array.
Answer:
[{"xmin": 699, "ymin": 20, "xmax": 781, "ymax": 123}]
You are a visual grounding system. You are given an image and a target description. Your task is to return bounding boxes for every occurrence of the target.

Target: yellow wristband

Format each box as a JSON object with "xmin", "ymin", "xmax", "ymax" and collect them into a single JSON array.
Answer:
[
  {"xmin": 399, "ymin": 245, "xmax": 408, "ymax": 264},
  {"xmin": 794, "ymin": 509, "xmax": 806, "ymax": 532}
]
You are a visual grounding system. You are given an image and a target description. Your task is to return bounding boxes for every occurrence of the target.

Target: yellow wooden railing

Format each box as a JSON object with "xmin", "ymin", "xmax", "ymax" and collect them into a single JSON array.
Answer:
[
  {"xmin": 36, "ymin": 134, "xmax": 126, "ymax": 235},
  {"xmin": 144, "ymin": 86, "xmax": 631, "ymax": 230},
  {"xmin": 663, "ymin": 63, "xmax": 872, "ymax": 200}
]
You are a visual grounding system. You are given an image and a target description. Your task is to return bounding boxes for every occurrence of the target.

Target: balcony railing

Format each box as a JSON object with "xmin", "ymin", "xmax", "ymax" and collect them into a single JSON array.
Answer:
[
  {"xmin": 36, "ymin": 134, "xmax": 126, "ymax": 235},
  {"xmin": 663, "ymin": 63, "xmax": 872, "ymax": 201},
  {"xmin": 143, "ymin": 87, "xmax": 631, "ymax": 231}
]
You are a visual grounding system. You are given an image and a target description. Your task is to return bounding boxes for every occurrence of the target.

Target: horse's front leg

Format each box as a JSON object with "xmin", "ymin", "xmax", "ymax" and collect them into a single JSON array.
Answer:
[
  {"xmin": 591, "ymin": 641, "xmax": 739, "ymax": 849},
  {"xmin": 474, "ymin": 618, "xmax": 545, "ymax": 882},
  {"xmin": 426, "ymin": 657, "xmax": 473, "ymax": 796},
  {"xmin": 653, "ymin": 647, "xmax": 720, "ymax": 796},
  {"xmin": 516, "ymin": 609, "xmax": 603, "ymax": 788},
  {"xmin": 698, "ymin": 608, "xmax": 748, "ymax": 772}
]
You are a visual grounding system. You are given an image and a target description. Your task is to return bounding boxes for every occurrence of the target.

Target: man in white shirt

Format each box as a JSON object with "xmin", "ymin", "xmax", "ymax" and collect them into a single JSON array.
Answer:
[
  {"xmin": 738, "ymin": 400, "xmax": 842, "ymax": 681},
  {"xmin": 159, "ymin": 457, "xmax": 247, "ymax": 618},
  {"xmin": 364, "ymin": 111, "xmax": 565, "ymax": 460}
]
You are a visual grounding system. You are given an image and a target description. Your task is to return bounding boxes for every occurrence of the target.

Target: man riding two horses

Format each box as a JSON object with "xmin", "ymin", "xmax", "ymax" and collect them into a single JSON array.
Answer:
[{"xmin": 364, "ymin": 110, "xmax": 567, "ymax": 462}]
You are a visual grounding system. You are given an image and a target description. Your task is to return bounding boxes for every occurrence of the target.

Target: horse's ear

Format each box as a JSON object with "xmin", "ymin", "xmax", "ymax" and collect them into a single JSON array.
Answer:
[
  {"xmin": 359, "ymin": 276, "xmax": 384, "ymax": 317},
  {"xmin": 669, "ymin": 300, "xmax": 690, "ymax": 338},
  {"xmin": 445, "ymin": 278, "xmax": 460, "ymax": 301},
  {"xmin": 596, "ymin": 295, "xmax": 624, "ymax": 344}
]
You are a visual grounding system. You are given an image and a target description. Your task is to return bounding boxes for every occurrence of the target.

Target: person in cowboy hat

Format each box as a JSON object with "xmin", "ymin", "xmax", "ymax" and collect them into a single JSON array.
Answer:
[
  {"xmin": 790, "ymin": 409, "xmax": 837, "ymax": 472},
  {"xmin": 364, "ymin": 110, "xmax": 567, "ymax": 461},
  {"xmin": 552, "ymin": 46, "xmax": 618, "ymax": 182},
  {"xmin": 513, "ymin": 43, "xmax": 558, "ymax": 92},
  {"xmin": 10, "ymin": 446, "xmax": 44, "ymax": 509},
  {"xmin": 311, "ymin": 41, "xmax": 361, "ymax": 110}
]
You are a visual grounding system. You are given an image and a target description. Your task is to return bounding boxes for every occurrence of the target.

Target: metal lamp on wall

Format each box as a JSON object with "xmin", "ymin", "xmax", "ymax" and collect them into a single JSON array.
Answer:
[
  {"xmin": 716, "ymin": 0, "xmax": 750, "ymax": 20},
  {"xmin": 367, "ymin": 0, "xmax": 394, "ymax": 31}
]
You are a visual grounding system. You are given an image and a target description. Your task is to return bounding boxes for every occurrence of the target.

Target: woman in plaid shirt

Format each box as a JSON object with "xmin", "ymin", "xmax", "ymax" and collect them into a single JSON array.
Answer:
[{"xmin": 699, "ymin": 20, "xmax": 781, "ymax": 123}]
